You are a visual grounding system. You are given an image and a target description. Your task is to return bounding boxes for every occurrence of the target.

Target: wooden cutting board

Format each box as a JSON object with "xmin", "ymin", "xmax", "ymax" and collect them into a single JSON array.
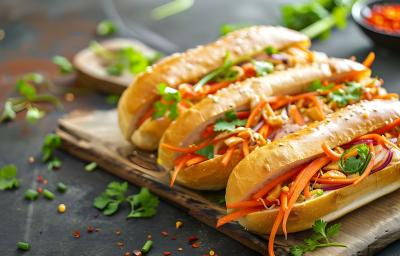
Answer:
[{"xmin": 57, "ymin": 109, "xmax": 400, "ymax": 256}]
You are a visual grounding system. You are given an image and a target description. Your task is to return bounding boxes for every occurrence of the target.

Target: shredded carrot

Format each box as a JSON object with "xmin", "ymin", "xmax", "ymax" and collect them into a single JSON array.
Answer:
[
  {"xmin": 270, "ymin": 92, "xmax": 317, "ymax": 110},
  {"xmin": 309, "ymin": 95, "xmax": 325, "ymax": 120},
  {"xmin": 242, "ymin": 140, "xmax": 249, "ymax": 156},
  {"xmin": 241, "ymin": 63, "xmax": 257, "ymax": 78},
  {"xmin": 354, "ymin": 143, "xmax": 375, "ymax": 185},
  {"xmin": 170, "ymin": 154, "xmax": 195, "ymax": 187},
  {"xmin": 373, "ymin": 93, "xmax": 399, "ymax": 100},
  {"xmin": 205, "ymin": 81, "xmax": 231, "ymax": 95},
  {"xmin": 137, "ymin": 108, "xmax": 154, "ymax": 126},
  {"xmin": 362, "ymin": 52, "xmax": 375, "ymax": 68},
  {"xmin": 268, "ymin": 199, "xmax": 285, "ymax": 256},
  {"xmin": 161, "ymin": 139, "xmax": 214, "ymax": 153},
  {"xmin": 259, "ymin": 124, "xmax": 270, "ymax": 138},
  {"xmin": 246, "ymin": 100, "xmax": 267, "ymax": 128},
  {"xmin": 221, "ymin": 146, "xmax": 235, "ymax": 166},
  {"xmin": 356, "ymin": 134, "xmax": 398, "ymax": 149},
  {"xmin": 374, "ymin": 118, "xmax": 400, "ymax": 134},
  {"xmin": 282, "ymin": 156, "xmax": 330, "ymax": 237},
  {"xmin": 321, "ymin": 142, "xmax": 341, "ymax": 161},
  {"xmin": 280, "ymin": 190, "xmax": 288, "ymax": 211},
  {"xmin": 288, "ymin": 105, "xmax": 305, "ymax": 125},
  {"xmin": 185, "ymin": 155, "xmax": 208, "ymax": 167},
  {"xmin": 303, "ymin": 181, "xmax": 311, "ymax": 198},
  {"xmin": 236, "ymin": 111, "xmax": 250, "ymax": 119},
  {"xmin": 216, "ymin": 206, "xmax": 263, "ymax": 228},
  {"xmin": 251, "ymin": 164, "xmax": 306, "ymax": 200}
]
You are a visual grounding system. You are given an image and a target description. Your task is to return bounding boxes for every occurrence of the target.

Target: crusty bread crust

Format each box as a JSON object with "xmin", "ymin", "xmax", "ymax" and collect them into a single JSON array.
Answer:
[
  {"xmin": 118, "ymin": 26, "xmax": 310, "ymax": 149},
  {"xmin": 238, "ymin": 157, "xmax": 400, "ymax": 234},
  {"xmin": 225, "ymin": 100, "xmax": 400, "ymax": 207},
  {"xmin": 158, "ymin": 59, "xmax": 370, "ymax": 190}
]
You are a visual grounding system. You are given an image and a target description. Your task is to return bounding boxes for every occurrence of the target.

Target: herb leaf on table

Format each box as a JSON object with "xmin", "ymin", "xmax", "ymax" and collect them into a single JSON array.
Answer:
[
  {"xmin": 0, "ymin": 164, "xmax": 20, "ymax": 190},
  {"xmin": 127, "ymin": 188, "xmax": 159, "ymax": 218}
]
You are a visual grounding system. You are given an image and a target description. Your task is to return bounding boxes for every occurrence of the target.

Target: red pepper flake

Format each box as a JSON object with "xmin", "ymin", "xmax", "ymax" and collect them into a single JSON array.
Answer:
[
  {"xmin": 161, "ymin": 231, "xmax": 169, "ymax": 237},
  {"xmin": 115, "ymin": 229, "xmax": 122, "ymax": 236},
  {"xmin": 187, "ymin": 235, "xmax": 198, "ymax": 243},
  {"xmin": 124, "ymin": 252, "xmax": 131, "ymax": 256},
  {"xmin": 133, "ymin": 250, "xmax": 143, "ymax": 256},
  {"xmin": 171, "ymin": 237, "xmax": 177, "ymax": 240},
  {"xmin": 117, "ymin": 241, "xmax": 124, "ymax": 248},
  {"xmin": 191, "ymin": 242, "xmax": 200, "ymax": 249},
  {"xmin": 73, "ymin": 230, "xmax": 81, "ymax": 238},
  {"xmin": 147, "ymin": 234, "xmax": 152, "ymax": 240},
  {"xmin": 37, "ymin": 187, "xmax": 43, "ymax": 193},
  {"xmin": 87, "ymin": 225, "xmax": 95, "ymax": 233},
  {"xmin": 37, "ymin": 175, "xmax": 43, "ymax": 182},
  {"xmin": 163, "ymin": 252, "xmax": 172, "ymax": 256},
  {"xmin": 43, "ymin": 179, "xmax": 48, "ymax": 185}
]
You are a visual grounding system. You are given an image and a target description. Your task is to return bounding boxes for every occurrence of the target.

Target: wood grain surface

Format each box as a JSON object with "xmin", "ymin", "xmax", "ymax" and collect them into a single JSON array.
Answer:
[{"xmin": 57, "ymin": 109, "xmax": 400, "ymax": 256}]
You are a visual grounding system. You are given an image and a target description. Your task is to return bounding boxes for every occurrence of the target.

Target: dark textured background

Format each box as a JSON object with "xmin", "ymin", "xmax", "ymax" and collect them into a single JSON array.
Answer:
[{"xmin": 0, "ymin": 0, "xmax": 399, "ymax": 255}]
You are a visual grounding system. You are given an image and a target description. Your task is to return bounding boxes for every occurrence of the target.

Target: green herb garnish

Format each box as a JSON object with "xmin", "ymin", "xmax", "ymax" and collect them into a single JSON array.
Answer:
[
  {"xmin": 0, "ymin": 164, "xmax": 20, "ymax": 190},
  {"xmin": 214, "ymin": 110, "xmax": 247, "ymax": 132},
  {"xmin": 26, "ymin": 107, "xmax": 45, "ymax": 124},
  {"xmin": 17, "ymin": 242, "xmax": 31, "ymax": 251},
  {"xmin": 57, "ymin": 182, "xmax": 68, "ymax": 193},
  {"xmin": 85, "ymin": 162, "xmax": 97, "ymax": 172},
  {"xmin": 47, "ymin": 157, "xmax": 62, "ymax": 171},
  {"xmin": 195, "ymin": 144, "xmax": 214, "ymax": 159},
  {"xmin": 220, "ymin": 23, "xmax": 252, "ymax": 36},
  {"xmin": 152, "ymin": 83, "xmax": 181, "ymax": 120},
  {"xmin": 265, "ymin": 46, "xmax": 279, "ymax": 55},
  {"xmin": 42, "ymin": 134, "xmax": 62, "ymax": 163},
  {"xmin": 106, "ymin": 94, "xmax": 120, "ymax": 105},
  {"xmin": 52, "ymin": 55, "xmax": 74, "ymax": 74},
  {"xmin": 290, "ymin": 219, "xmax": 346, "ymax": 256},
  {"xmin": 25, "ymin": 189, "xmax": 39, "ymax": 200},
  {"xmin": 339, "ymin": 143, "xmax": 372, "ymax": 174},
  {"xmin": 329, "ymin": 82, "xmax": 362, "ymax": 107},
  {"xmin": 127, "ymin": 188, "xmax": 159, "ymax": 218},
  {"xmin": 307, "ymin": 80, "xmax": 334, "ymax": 92},
  {"xmin": 96, "ymin": 20, "xmax": 118, "ymax": 36},
  {"xmin": 151, "ymin": 0, "xmax": 194, "ymax": 20},
  {"xmin": 252, "ymin": 60, "xmax": 274, "ymax": 77}
]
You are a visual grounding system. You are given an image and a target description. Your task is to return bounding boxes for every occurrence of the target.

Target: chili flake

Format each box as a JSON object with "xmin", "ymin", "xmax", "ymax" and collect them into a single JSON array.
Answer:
[
  {"xmin": 133, "ymin": 250, "xmax": 142, "ymax": 256},
  {"xmin": 192, "ymin": 242, "xmax": 200, "ymax": 248},
  {"xmin": 163, "ymin": 252, "xmax": 172, "ymax": 256},
  {"xmin": 187, "ymin": 235, "xmax": 198, "ymax": 243},
  {"xmin": 161, "ymin": 231, "xmax": 169, "ymax": 237},
  {"xmin": 365, "ymin": 4, "xmax": 400, "ymax": 34},
  {"xmin": 73, "ymin": 230, "xmax": 81, "ymax": 238},
  {"xmin": 37, "ymin": 187, "xmax": 43, "ymax": 193},
  {"xmin": 87, "ymin": 225, "xmax": 95, "ymax": 233}
]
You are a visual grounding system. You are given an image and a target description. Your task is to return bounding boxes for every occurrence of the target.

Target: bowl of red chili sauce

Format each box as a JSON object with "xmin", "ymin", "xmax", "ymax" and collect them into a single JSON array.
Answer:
[{"xmin": 352, "ymin": 0, "xmax": 400, "ymax": 50}]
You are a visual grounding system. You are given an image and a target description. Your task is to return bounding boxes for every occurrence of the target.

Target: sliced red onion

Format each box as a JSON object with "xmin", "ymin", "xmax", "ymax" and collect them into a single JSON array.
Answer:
[
  {"xmin": 253, "ymin": 121, "xmax": 264, "ymax": 132},
  {"xmin": 322, "ymin": 183, "xmax": 350, "ymax": 191},
  {"xmin": 372, "ymin": 149, "xmax": 393, "ymax": 173},
  {"xmin": 271, "ymin": 54, "xmax": 289, "ymax": 64}
]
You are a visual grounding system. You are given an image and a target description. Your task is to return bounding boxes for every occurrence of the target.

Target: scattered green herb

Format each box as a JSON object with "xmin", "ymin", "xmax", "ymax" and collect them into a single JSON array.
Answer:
[
  {"xmin": 252, "ymin": 60, "xmax": 274, "ymax": 77},
  {"xmin": 220, "ymin": 23, "xmax": 252, "ymax": 35},
  {"xmin": 26, "ymin": 107, "xmax": 45, "ymax": 124},
  {"xmin": 307, "ymin": 80, "xmax": 334, "ymax": 92},
  {"xmin": 96, "ymin": 20, "xmax": 118, "ymax": 36},
  {"xmin": 42, "ymin": 134, "xmax": 62, "ymax": 163},
  {"xmin": 25, "ymin": 189, "xmax": 39, "ymax": 200},
  {"xmin": 106, "ymin": 94, "xmax": 120, "ymax": 105},
  {"xmin": 85, "ymin": 162, "xmax": 97, "ymax": 172},
  {"xmin": 127, "ymin": 188, "xmax": 159, "ymax": 218},
  {"xmin": 47, "ymin": 157, "xmax": 62, "ymax": 171},
  {"xmin": 195, "ymin": 144, "xmax": 214, "ymax": 159},
  {"xmin": 152, "ymin": 83, "xmax": 181, "ymax": 120},
  {"xmin": 214, "ymin": 110, "xmax": 247, "ymax": 132},
  {"xmin": 17, "ymin": 242, "xmax": 31, "ymax": 251},
  {"xmin": 339, "ymin": 143, "xmax": 372, "ymax": 174},
  {"xmin": 151, "ymin": 0, "xmax": 194, "ymax": 20},
  {"xmin": 93, "ymin": 181, "xmax": 129, "ymax": 216},
  {"xmin": 329, "ymin": 82, "xmax": 362, "ymax": 107},
  {"xmin": 290, "ymin": 219, "xmax": 346, "ymax": 256},
  {"xmin": 0, "ymin": 164, "xmax": 20, "ymax": 190},
  {"xmin": 42, "ymin": 189, "xmax": 55, "ymax": 200},
  {"xmin": 52, "ymin": 55, "xmax": 74, "ymax": 74},
  {"xmin": 57, "ymin": 182, "xmax": 68, "ymax": 193},
  {"xmin": 265, "ymin": 46, "xmax": 279, "ymax": 55},
  {"xmin": 141, "ymin": 239, "xmax": 153, "ymax": 253}
]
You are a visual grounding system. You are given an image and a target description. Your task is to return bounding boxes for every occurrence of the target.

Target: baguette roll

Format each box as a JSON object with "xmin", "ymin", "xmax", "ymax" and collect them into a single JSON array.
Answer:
[
  {"xmin": 224, "ymin": 99, "xmax": 400, "ymax": 235},
  {"xmin": 119, "ymin": 26, "xmax": 312, "ymax": 150},
  {"xmin": 159, "ymin": 58, "xmax": 373, "ymax": 190}
]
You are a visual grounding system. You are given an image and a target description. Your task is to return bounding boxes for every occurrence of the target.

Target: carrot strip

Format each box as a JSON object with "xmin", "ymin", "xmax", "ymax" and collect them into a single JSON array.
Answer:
[
  {"xmin": 137, "ymin": 108, "xmax": 154, "ymax": 126},
  {"xmin": 309, "ymin": 95, "xmax": 325, "ymax": 120},
  {"xmin": 236, "ymin": 111, "xmax": 250, "ymax": 119},
  {"xmin": 281, "ymin": 190, "xmax": 288, "ymax": 211},
  {"xmin": 282, "ymin": 157, "xmax": 331, "ymax": 237},
  {"xmin": 206, "ymin": 81, "xmax": 231, "ymax": 94},
  {"xmin": 170, "ymin": 154, "xmax": 195, "ymax": 187},
  {"xmin": 374, "ymin": 118, "xmax": 400, "ymax": 134},
  {"xmin": 251, "ymin": 164, "xmax": 306, "ymax": 200},
  {"xmin": 288, "ymin": 105, "xmax": 305, "ymax": 125},
  {"xmin": 373, "ymin": 93, "xmax": 399, "ymax": 100},
  {"xmin": 354, "ymin": 143, "xmax": 375, "ymax": 185},
  {"xmin": 303, "ymin": 181, "xmax": 311, "ymax": 198},
  {"xmin": 242, "ymin": 140, "xmax": 249, "ymax": 156},
  {"xmin": 259, "ymin": 124, "xmax": 270, "ymax": 138},
  {"xmin": 185, "ymin": 155, "xmax": 208, "ymax": 167},
  {"xmin": 242, "ymin": 63, "xmax": 257, "ymax": 78},
  {"xmin": 362, "ymin": 52, "xmax": 375, "ymax": 68},
  {"xmin": 321, "ymin": 142, "xmax": 341, "ymax": 161},
  {"xmin": 221, "ymin": 146, "xmax": 235, "ymax": 166},
  {"xmin": 216, "ymin": 207, "xmax": 263, "ymax": 228},
  {"xmin": 268, "ymin": 198, "xmax": 285, "ymax": 256},
  {"xmin": 246, "ymin": 100, "xmax": 266, "ymax": 128},
  {"xmin": 161, "ymin": 139, "xmax": 214, "ymax": 153}
]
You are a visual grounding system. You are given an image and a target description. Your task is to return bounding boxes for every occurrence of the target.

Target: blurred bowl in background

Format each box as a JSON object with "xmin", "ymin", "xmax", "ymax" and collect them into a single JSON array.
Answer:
[{"xmin": 352, "ymin": 0, "xmax": 400, "ymax": 51}]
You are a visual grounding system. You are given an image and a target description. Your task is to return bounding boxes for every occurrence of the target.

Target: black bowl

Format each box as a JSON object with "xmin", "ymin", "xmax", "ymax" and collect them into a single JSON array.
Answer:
[{"xmin": 352, "ymin": 0, "xmax": 400, "ymax": 51}]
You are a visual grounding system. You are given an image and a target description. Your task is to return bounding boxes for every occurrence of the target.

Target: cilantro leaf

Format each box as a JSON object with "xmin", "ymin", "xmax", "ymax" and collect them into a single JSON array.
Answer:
[
  {"xmin": 0, "ymin": 164, "xmax": 20, "ymax": 190},
  {"xmin": 97, "ymin": 20, "xmax": 118, "ymax": 36},
  {"xmin": 152, "ymin": 84, "xmax": 181, "ymax": 120},
  {"xmin": 290, "ymin": 245, "xmax": 306, "ymax": 256},
  {"xmin": 214, "ymin": 119, "xmax": 246, "ymax": 132},
  {"xmin": 41, "ymin": 134, "xmax": 62, "ymax": 163},
  {"xmin": 252, "ymin": 60, "xmax": 274, "ymax": 77},
  {"xmin": 339, "ymin": 144, "xmax": 371, "ymax": 174},
  {"xmin": 93, "ymin": 181, "xmax": 128, "ymax": 216},
  {"xmin": 220, "ymin": 23, "xmax": 251, "ymax": 36},
  {"xmin": 0, "ymin": 101, "xmax": 17, "ymax": 123},
  {"xmin": 52, "ymin": 55, "xmax": 74, "ymax": 74},
  {"xmin": 224, "ymin": 110, "xmax": 237, "ymax": 121},
  {"xmin": 127, "ymin": 188, "xmax": 159, "ymax": 218},
  {"xmin": 307, "ymin": 80, "xmax": 334, "ymax": 92},
  {"xmin": 195, "ymin": 144, "xmax": 214, "ymax": 159},
  {"xmin": 106, "ymin": 95, "xmax": 120, "ymax": 105},
  {"xmin": 326, "ymin": 223, "xmax": 341, "ymax": 238},
  {"xmin": 26, "ymin": 107, "xmax": 45, "ymax": 124},
  {"xmin": 313, "ymin": 219, "xmax": 328, "ymax": 241},
  {"xmin": 329, "ymin": 81, "xmax": 362, "ymax": 107},
  {"xmin": 265, "ymin": 46, "xmax": 278, "ymax": 55}
]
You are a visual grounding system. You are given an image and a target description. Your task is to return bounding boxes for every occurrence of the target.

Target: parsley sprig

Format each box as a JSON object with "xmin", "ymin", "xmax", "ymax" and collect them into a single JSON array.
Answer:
[
  {"xmin": 152, "ymin": 84, "xmax": 182, "ymax": 120},
  {"xmin": 0, "ymin": 164, "xmax": 20, "ymax": 190},
  {"xmin": 291, "ymin": 219, "xmax": 346, "ymax": 256},
  {"xmin": 0, "ymin": 73, "xmax": 61, "ymax": 124},
  {"xmin": 214, "ymin": 110, "xmax": 247, "ymax": 132},
  {"xmin": 52, "ymin": 55, "xmax": 74, "ymax": 74},
  {"xmin": 41, "ymin": 134, "xmax": 62, "ymax": 170},
  {"xmin": 94, "ymin": 182, "xmax": 159, "ymax": 218},
  {"xmin": 339, "ymin": 143, "xmax": 372, "ymax": 174}
]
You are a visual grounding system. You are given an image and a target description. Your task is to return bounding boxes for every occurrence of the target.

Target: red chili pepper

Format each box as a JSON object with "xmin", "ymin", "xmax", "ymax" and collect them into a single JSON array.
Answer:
[
  {"xmin": 87, "ymin": 226, "xmax": 95, "ymax": 233},
  {"xmin": 187, "ymin": 235, "xmax": 198, "ymax": 243},
  {"xmin": 192, "ymin": 243, "xmax": 200, "ymax": 248},
  {"xmin": 161, "ymin": 231, "xmax": 169, "ymax": 237},
  {"xmin": 73, "ymin": 230, "xmax": 81, "ymax": 238},
  {"xmin": 37, "ymin": 187, "xmax": 43, "ymax": 193},
  {"xmin": 37, "ymin": 175, "xmax": 43, "ymax": 182},
  {"xmin": 365, "ymin": 4, "xmax": 400, "ymax": 34},
  {"xmin": 163, "ymin": 252, "xmax": 172, "ymax": 256}
]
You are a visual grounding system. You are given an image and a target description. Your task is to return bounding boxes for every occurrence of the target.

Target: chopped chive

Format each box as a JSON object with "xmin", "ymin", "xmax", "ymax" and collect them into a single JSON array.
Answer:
[
  {"xmin": 85, "ymin": 162, "xmax": 97, "ymax": 172},
  {"xmin": 24, "ymin": 189, "xmax": 39, "ymax": 200},
  {"xmin": 57, "ymin": 182, "xmax": 68, "ymax": 193},
  {"xmin": 42, "ymin": 189, "xmax": 55, "ymax": 200},
  {"xmin": 141, "ymin": 240, "xmax": 153, "ymax": 253},
  {"xmin": 17, "ymin": 241, "xmax": 31, "ymax": 251}
]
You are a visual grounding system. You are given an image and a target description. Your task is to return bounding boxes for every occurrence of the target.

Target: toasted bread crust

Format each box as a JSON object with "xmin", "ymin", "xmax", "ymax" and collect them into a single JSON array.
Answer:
[
  {"xmin": 158, "ymin": 59, "xmax": 370, "ymax": 190},
  {"xmin": 118, "ymin": 26, "xmax": 310, "ymax": 149}
]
